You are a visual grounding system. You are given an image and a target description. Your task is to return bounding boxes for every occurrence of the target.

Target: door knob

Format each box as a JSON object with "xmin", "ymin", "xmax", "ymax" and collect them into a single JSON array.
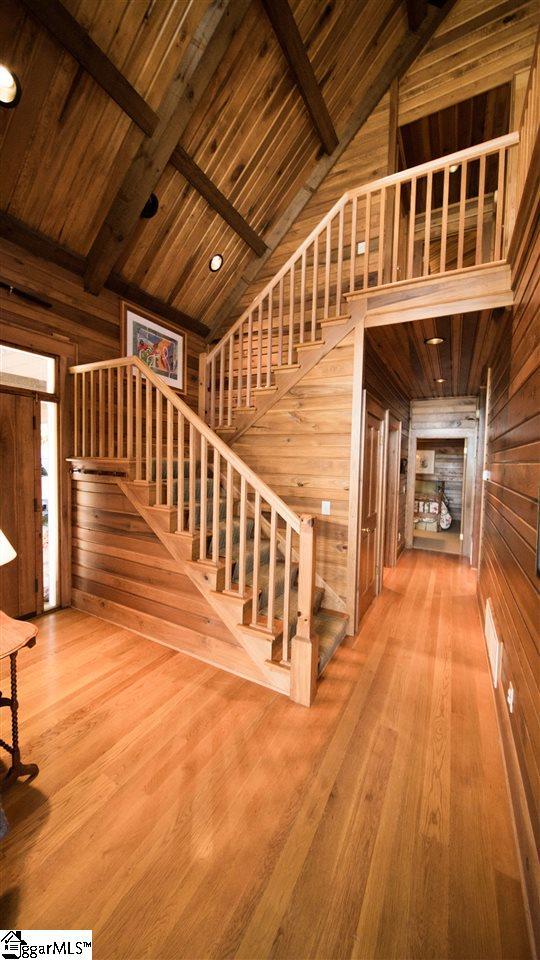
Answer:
[{"xmin": 361, "ymin": 527, "xmax": 371, "ymax": 533}]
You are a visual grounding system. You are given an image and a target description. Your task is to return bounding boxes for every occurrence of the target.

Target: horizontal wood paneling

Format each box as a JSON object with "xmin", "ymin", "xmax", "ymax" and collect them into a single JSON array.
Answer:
[
  {"xmin": 71, "ymin": 479, "xmax": 268, "ymax": 685},
  {"xmin": 477, "ymin": 197, "xmax": 539, "ymax": 948},
  {"xmin": 399, "ymin": 0, "xmax": 539, "ymax": 125},
  {"xmin": 0, "ymin": 238, "xmax": 204, "ymax": 408},
  {"xmin": 233, "ymin": 332, "xmax": 356, "ymax": 604}
]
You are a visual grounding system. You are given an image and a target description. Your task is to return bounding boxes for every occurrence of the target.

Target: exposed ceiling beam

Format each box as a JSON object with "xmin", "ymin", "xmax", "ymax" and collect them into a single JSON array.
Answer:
[
  {"xmin": 84, "ymin": 0, "xmax": 251, "ymax": 297},
  {"xmin": 170, "ymin": 146, "xmax": 267, "ymax": 257},
  {"xmin": 210, "ymin": 0, "xmax": 457, "ymax": 338},
  {"xmin": 405, "ymin": 0, "xmax": 428, "ymax": 32},
  {"xmin": 0, "ymin": 212, "xmax": 209, "ymax": 338},
  {"xmin": 260, "ymin": 0, "xmax": 338, "ymax": 154},
  {"xmin": 19, "ymin": 0, "xmax": 159, "ymax": 137}
]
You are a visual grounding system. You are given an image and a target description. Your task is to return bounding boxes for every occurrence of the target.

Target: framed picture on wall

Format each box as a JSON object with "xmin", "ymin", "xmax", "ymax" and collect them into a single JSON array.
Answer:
[
  {"xmin": 120, "ymin": 301, "xmax": 187, "ymax": 393},
  {"xmin": 415, "ymin": 449, "xmax": 435, "ymax": 475}
]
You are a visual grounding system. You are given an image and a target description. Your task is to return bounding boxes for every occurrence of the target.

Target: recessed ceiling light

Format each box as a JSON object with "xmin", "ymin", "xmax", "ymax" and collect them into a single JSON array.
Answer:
[
  {"xmin": 449, "ymin": 164, "xmax": 459, "ymax": 173},
  {"xmin": 0, "ymin": 64, "xmax": 21, "ymax": 108},
  {"xmin": 141, "ymin": 193, "xmax": 159, "ymax": 219},
  {"xmin": 434, "ymin": 378, "xmax": 446, "ymax": 383},
  {"xmin": 209, "ymin": 254, "xmax": 223, "ymax": 272},
  {"xmin": 424, "ymin": 336, "xmax": 444, "ymax": 345}
]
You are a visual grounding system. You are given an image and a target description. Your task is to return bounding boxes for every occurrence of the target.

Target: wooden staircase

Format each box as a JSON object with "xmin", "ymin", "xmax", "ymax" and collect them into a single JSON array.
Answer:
[
  {"xmin": 70, "ymin": 356, "xmax": 348, "ymax": 705},
  {"xmin": 69, "ymin": 132, "xmax": 524, "ymax": 704},
  {"xmin": 200, "ymin": 132, "xmax": 519, "ymax": 440}
]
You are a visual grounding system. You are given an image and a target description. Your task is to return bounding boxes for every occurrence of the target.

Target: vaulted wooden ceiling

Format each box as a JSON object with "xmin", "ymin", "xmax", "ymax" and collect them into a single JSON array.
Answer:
[
  {"xmin": 365, "ymin": 309, "xmax": 508, "ymax": 400},
  {"xmin": 0, "ymin": 0, "xmax": 457, "ymax": 338}
]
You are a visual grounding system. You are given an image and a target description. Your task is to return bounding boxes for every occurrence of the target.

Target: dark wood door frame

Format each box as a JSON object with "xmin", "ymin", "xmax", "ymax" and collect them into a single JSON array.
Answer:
[{"xmin": 1, "ymin": 322, "xmax": 77, "ymax": 608}]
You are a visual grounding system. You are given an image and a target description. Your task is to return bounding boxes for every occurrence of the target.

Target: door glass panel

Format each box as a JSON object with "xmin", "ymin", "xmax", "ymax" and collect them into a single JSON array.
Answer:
[
  {"xmin": 40, "ymin": 401, "xmax": 59, "ymax": 609},
  {"xmin": 0, "ymin": 344, "xmax": 55, "ymax": 392}
]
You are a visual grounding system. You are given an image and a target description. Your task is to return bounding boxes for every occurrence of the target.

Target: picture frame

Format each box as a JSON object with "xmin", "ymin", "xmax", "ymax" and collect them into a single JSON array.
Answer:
[
  {"xmin": 120, "ymin": 301, "xmax": 187, "ymax": 394},
  {"xmin": 415, "ymin": 449, "xmax": 435, "ymax": 475}
]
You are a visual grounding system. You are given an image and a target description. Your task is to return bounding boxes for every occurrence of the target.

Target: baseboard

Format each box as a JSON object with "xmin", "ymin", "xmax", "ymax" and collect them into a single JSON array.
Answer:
[
  {"xmin": 476, "ymin": 587, "xmax": 539, "ymax": 956},
  {"xmin": 492, "ymin": 679, "xmax": 540, "ymax": 957}
]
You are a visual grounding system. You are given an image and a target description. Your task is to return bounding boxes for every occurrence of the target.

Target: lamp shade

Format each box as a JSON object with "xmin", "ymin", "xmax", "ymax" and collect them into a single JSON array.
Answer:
[{"xmin": 0, "ymin": 530, "xmax": 16, "ymax": 566}]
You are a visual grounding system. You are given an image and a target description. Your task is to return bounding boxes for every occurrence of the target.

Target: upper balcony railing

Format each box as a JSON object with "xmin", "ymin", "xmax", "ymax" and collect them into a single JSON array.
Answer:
[{"xmin": 204, "ymin": 131, "xmax": 520, "ymax": 430}]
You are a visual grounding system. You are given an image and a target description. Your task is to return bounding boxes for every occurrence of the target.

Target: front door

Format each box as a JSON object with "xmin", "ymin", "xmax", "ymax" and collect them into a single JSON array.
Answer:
[
  {"xmin": 0, "ymin": 390, "xmax": 43, "ymax": 617},
  {"xmin": 358, "ymin": 398, "xmax": 385, "ymax": 620}
]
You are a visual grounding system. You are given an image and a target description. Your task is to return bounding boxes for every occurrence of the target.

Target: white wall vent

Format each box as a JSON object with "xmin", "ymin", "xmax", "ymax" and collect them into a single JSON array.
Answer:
[{"xmin": 484, "ymin": 598, "xmax": 502, "ymax": 687}]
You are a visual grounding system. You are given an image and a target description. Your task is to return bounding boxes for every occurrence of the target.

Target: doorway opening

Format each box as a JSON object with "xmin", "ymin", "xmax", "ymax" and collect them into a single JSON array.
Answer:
[
  {"xmin": 413, "ymin": 437, "xmax": 465, "ymax": 555},
  {"xmin": 0, "ymin": 343, "xmax": 59, "ymax": 614}
]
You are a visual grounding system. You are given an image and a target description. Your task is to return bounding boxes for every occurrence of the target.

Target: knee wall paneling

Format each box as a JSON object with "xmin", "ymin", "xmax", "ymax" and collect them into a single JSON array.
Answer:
[{"xmin": 71, "ymin": 479, "xmax": 269, "ymax": 685}]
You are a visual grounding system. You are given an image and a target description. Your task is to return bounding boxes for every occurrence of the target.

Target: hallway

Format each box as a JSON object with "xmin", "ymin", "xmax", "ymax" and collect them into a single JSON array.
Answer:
[{"xmin": 1, "ymin": 550, "xmax": 530, "ymax": 959}]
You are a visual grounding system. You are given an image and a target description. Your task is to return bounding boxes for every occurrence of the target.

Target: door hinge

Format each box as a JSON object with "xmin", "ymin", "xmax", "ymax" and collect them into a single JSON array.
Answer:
[
  {"xmin": 34, "ymin": 497, "xmax": 39, "ymax": 512},
  {"xmin": 34, "ymin": 577, "xmax": 39, "ymax": 593}
]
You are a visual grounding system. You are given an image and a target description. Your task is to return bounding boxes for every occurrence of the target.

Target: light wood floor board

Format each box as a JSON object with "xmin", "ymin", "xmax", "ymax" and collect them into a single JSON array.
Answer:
[{"xmin": 0, "ymin": 550, "xmax": 530, "ymax": 959}]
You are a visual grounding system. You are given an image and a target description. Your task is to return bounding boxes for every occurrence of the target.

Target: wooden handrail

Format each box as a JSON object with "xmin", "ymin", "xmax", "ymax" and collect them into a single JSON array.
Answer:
[
  {"xmin": 70, "ymin": 355, "xmax": 302, "ymax": 534},
  {"xmin": 202, "ymin": 133, "xmax": 520, "ymax": 432},
  {"xmin": 350, "ymin": 132, "xmax": 519, "ymax": 197},
  {"xmin": 206, "ymin": 132, "xmax": 518, "ymax": 365},
  {"xmin": 206, "ymin": 192, "xmax": 349, "ymax": 363}
]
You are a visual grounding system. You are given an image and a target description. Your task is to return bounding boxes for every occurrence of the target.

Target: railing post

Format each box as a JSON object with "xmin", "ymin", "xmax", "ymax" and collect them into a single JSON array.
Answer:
[
  {"xmin": 198, "ymin": 351, "xmax": 208, "ymax": 422},
  {"xmin": 291, "ymin": 515, "xmax": 318, "ymax": 706}
]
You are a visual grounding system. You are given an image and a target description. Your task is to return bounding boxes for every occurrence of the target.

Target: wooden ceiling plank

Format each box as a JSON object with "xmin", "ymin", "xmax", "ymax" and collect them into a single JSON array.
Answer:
[
  {"xmin": 83, "ymin": 0, "xmax": 251, "ymax": 297},
  {"xmin": 260, "ymin": 0, "xmax": 338, "ymax": 154},
  {"xmin": 19, "ymin": 0, "xmax": 159, "ymax": 137},
  {"xmin": 209, "ymin": 0, "xmax": 458, "ymax": 338},
  {"xmin": 406, "ymin": 0, "xmax": 428, "ymax": 34},
  {"xmin": 170, "ymin": 146, "xmax": 267, "ymax": 257},
  {"xmin": 0, "ymin": 211, "xmax": 209, "ymax": 338}
]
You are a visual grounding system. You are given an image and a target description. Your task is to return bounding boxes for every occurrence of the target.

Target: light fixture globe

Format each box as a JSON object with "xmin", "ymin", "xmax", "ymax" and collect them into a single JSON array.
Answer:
[
  {"xmin": 424, "ymin": 336, "xmax": 445, "ymax": 345},
  {"xmin": 209, "ymin": 254, "xmax": 223, "ymax": 272},
  {"xmin": 0, "ymin": 64, "xmax": 21, "ymax": 108}
]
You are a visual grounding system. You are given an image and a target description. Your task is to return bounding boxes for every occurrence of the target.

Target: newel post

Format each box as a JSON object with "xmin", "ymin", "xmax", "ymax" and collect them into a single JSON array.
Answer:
[
  {"xmin": 198, "ymin": 351, "xmax": 208, "ymax": 422},
  {"xmin": 291, "ymin": 515, "xmax": 318, "ymax": 707}
]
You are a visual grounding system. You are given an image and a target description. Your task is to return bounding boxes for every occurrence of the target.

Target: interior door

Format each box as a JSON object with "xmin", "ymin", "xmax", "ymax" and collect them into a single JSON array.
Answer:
[
  {"xmin": 358, "ymin": 398, "xmax": 385, "ymax": 620},
  {"xmin": 0, "ymin": 390, "xmax": 42, "ymax": 617}
]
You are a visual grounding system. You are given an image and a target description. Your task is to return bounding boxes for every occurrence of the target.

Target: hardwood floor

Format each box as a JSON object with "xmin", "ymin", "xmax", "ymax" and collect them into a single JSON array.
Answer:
[{"xmin": 0, "ymin": 550, "xmax": 530, "ymax": 959}]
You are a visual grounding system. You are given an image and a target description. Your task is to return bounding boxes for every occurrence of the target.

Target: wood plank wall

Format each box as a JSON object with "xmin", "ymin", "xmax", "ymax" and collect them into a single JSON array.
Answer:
[
  {"xmin": 398, "ymin": 0, "xmax": 539, "ymax": 126},
  {"xmin": 223, "ymin": 97, "xmax": 392, "ymax": 334},
  {"xmin": 71, "ymin": 478, "xmax": 266, "ymax": 685},
  {"xmin": 477, "ymin": 209, "xmax": 539, "ymax": 945},
  {"xmin": 233, "ymin": 332, "xmax": 356, "ymax": 606},
  {"xmin": 0, "ymin": 238, "xmax": 204, "ymax": 404}
]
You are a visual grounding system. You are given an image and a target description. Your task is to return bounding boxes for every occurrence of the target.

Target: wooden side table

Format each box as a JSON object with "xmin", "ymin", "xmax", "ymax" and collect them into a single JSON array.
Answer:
[{"xmin": 0, "ymin": 611, "xmax": 39, "ymax": 789}]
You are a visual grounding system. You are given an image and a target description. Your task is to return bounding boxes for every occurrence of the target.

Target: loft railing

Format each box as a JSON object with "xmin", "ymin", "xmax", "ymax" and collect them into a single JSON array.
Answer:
[
  {"xmin": 516, "ymin": 31, "xmax": 539, "ymax": 216},
  {"xmin": 69, "ymin": 356, "xmax": 316, "ymax": 680},
  {"xmin": 203, "ymin": 132, "xmax": 519, "ymax": 430}
]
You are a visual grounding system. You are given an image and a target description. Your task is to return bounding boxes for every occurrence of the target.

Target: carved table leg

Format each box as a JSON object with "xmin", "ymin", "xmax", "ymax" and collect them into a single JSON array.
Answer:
[{"xmin": 1, "ymin": 651, "xmax": 39, "ymax": 790}]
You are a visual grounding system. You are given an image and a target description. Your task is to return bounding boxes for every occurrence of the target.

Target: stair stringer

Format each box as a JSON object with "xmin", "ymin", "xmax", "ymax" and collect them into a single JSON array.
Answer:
[
  {"xmin": 118, "ymin": 479, "xmax": 291, "ymax": 697},
  {"xmin": 218, "ymin": 311, "xmax": 358, "ymax": 444}
]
